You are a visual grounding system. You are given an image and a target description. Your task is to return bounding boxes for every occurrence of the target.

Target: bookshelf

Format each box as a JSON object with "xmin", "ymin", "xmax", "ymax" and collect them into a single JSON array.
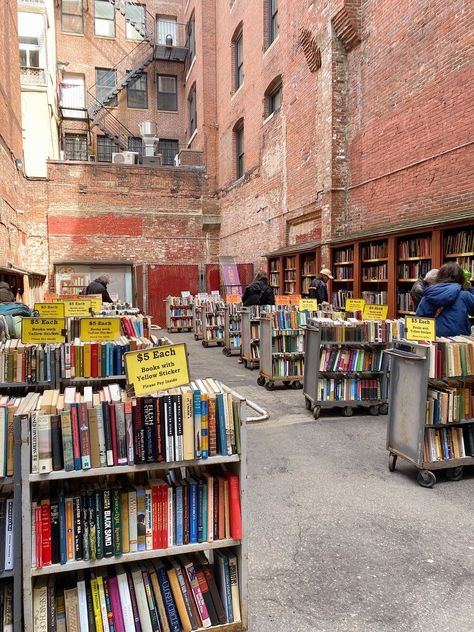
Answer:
[
  {"xmin": 387, "ymin": 340, "xmax": 474, "ymax": 488},
  {"xmin": 202, "ymin": 302, "xmax": 226, "ymax": 347},
  {"xmin": 165, "ymin": 297, "xmax": 194, "ymax": 333},
  {"xmin": 59, "ymin": 273, "xmax": 90, "ymax": 296},
  {"xmin": 300, "ymin": 252, "xmax": 317, "ymax": 296},
  {"xmin": 268, "ymin": 257, "xmax": 281, "ymax": 295},
  {"xmin": 283, "ymin": 256, "xmax": 297, "ymax": 296},
  {"xmin": 223, "ymin": 304, "xmax": 242, "ymax": 357},
  {"xmin": 20, "ymin": 381, "xmax": 248, "ymax": 631},
  {"xmin": 360, "ymin": 238, "xmax": 388, "ymax": 307},
  {"xmin": 330, "ymin": 243, "xmax": 355, "ymax": 309},
  {"xmin": 240, "ymin": 308, "xmax": 260, "ymax": 370},
  {"xmin": 443, "ymin": 227, "xmax": 474, "ymax": 276},
  {"xmin": 193, "ymin": 303, "xmax": 203, "ymax": 340},
  {"xmin": 396, "ymin": 233, "xmax": 432, "ymax": 315}
]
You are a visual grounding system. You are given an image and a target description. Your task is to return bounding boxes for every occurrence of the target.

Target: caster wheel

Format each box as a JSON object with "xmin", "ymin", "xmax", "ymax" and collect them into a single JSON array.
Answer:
[
  {"xmin": 343, "ymin": 406, "xmax": 354, "ymax": 417},
  {"xmin": 283, "ymin": 380, "xmax": 291, "ymax": 386},
  {"xmin": 202, "ymin": 341, "xmax": 209, "ymax": 348},
  {"xmin": 265, "ymin": 381, "xmax": 275, "ymax": 391},
  {"xmin": 379, "ymin": 403, "xmax": 389, "ymax": 415},
  {"xmin": 388, "ymin": 453, "xmax": 398, "ymax": 472},
  {"xmin": 313, "ymin": 406, "xmax": 321, "ymax": 420},
  {"xmin": 305, "ymin": 397, "xmax": 312, "ymax": 410},
  {"xmin": 194, "ymin": 335, "xmax": 198, "ymax": 340},
  {"xmin": 295, "ymin": 381, "xmax": 303, "ymax": 389},
  {"xmin": 417, "ymin": 470, "xmax": 436, "ymax": 488},
  {"xmin": 369, "ymin": 405, "xmax": 379, "ymax": 416},
  {"xmin": 257, "ymin": 376, "xmax": 266, "ymax": 387},
  {"xmin": 222, "ymin": 348, "xmax": 227, "ymax": 355},
  {"xmin": 445, "ymin": 466, "xmax": 463, "ymax": 482}
]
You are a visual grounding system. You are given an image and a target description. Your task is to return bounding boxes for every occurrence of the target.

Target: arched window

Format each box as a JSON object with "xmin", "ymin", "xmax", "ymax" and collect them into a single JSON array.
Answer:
[
  {"xmin": 231, "ymin": 23, "xmax": 244, "ymax": 91},
  {"xmin": 264, "ymin": 76, "xmax": 282, "ymax": 118},
  {"xmin": 233, "ymin": 118, "xmax": 244, "ymax": 179}
]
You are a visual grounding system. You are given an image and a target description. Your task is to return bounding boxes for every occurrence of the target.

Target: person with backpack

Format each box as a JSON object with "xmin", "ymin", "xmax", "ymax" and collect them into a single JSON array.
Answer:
[
  {"xmin": 0, "ymin": 282, "xmax": 15, "ymax": 303},
  {"xmin": 416, "ymin": 262, "xmax": 474, "ymax": 336},
  {"xmin": 242, "ymin": 271, "xmax": 275, "ymax": 307}
]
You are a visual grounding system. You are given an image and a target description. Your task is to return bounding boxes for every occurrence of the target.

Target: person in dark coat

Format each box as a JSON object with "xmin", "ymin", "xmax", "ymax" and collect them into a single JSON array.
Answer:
[
  {"xmin": 242, "ymin": 272, "xmax": 275, "ymax": 307},
  {"xmin": 308, "ymin": 268, "xmax": 333, "ymax": 303},
  {"xmin": 0, "ymin": 282, "xmax": 15, "ymax": 303},
  {"xmin": 416, "ymin": 262, "xmax": 474, "ymax": 337},
  {"xmin": 410, "ymin": 268, "xmax": 438, "ymax": 309},
  {"xmin": 84, "ymin": 274, "xmax": 113, "ymax": 303}
]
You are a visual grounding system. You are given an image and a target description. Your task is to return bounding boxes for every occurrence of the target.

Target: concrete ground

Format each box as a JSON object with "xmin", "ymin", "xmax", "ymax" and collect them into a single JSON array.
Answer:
[{"xmin": 172, "ymin": 332, "xmax": 474, "ymax": 632}]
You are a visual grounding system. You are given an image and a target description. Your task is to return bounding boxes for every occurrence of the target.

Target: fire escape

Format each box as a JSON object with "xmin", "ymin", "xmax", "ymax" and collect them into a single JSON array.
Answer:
[{"xmin": 86, "ymin": 0, "xmax": 188, "ymax": 151}]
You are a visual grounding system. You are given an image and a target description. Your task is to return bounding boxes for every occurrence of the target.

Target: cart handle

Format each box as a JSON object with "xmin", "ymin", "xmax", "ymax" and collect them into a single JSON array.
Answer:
[{"xmin": 384, "ymin": 349, "xmax": 426, "ymax": 361}]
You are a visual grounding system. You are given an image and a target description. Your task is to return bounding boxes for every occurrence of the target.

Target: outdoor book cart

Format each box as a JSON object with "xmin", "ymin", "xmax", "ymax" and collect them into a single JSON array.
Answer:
[
  {"xmin": 202, "ymin": 304, "xmax": 226, "ymax": 348},
  {"xmin": 385, "ymin": 341, "xmax": 474, "ymax": 488},
  {"xmin": 165, "ymin": 298, "xmax": 193, "ymax": 333},
  {"xmin": 257, "ymin": 314, "xmax": 304, "ymax": 390},
  {"xmin": 240, "ymin": 308, "xmax": 260, "ymax": 370},
  {"xmin": 193, "ymin": 303, "xmax": 203, "ymax": 340},
  {"xmin": 223, "ymin": 305, "xmax": 242, "ymax": 357},
  {"xmin": 303, "ymin": 321, "xmax": 389, "ymax": 419}
]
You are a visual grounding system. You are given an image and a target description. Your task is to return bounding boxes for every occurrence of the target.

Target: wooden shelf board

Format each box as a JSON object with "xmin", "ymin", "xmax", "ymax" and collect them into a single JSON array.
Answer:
[
  {"xmin": 284, "ymin": 268, "xmax": 297, "ymax": 271},
  {"xmin": 333, "ymin": 261, "xmax": 353, "ymax": 266},
  {"xmin": 301, "ymin": 273, "xmax": 315, "ymax": 277},
  {"xmin": 0, "ymin": 570, "xmax": 14, "ymax": 579},
  {"xmin": 31, "ymin": 538, "xmax": 242, "ymax": 577},
  {"xmin": 29, "ymin": 454, "xmax": 241, "ymax": 483},
  {"xmin": 0, "ymin": 381, "xmax": 51, "ymax": 388},
  {"xmin": 361, "ymin": 258, "xmax": 388, "ymax": 263},
  {"xmin": 397, "ymin": 310, "xmax": 416, "ymax": 315},
  {"xmin": 398, "ymin": 256, "xmax": 432, "ymax": 261},
  {"xmin": 444, "ymin": 252, "xmax": 474, "ymax": 258},
  {"xmin": 362, "ymin": 279, "xmax": 388, "ymax": 283},
  {"xmin": 397, "ymin": 278, "xmax": 418, "ymax": 282},
  {"xmin": 333, "ymin": 279, "xmax": 354, "ymax": 282},
  {"xmin": 61, "ymin": 375, "xmax": 126, "ymax": 382}
]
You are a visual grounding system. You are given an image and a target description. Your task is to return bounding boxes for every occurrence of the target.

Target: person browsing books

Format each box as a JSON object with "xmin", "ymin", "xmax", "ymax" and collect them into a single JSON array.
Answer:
[
  {"xmin": 309, "ymin": 268, "xmax": 333, "ymax": 303},
  {"xmin": 410, "ymin": 268, "xmax": 438, "ymax": 308},
  {"xmin": 0, "ymin": 282, "xmax": 15, "ymax": 303},
  {"xmin": 84, "ymin": 274, "xmax": 113, "ymax": 303},
  {"xmin": 416, "ymin": 262, "xmax": 474, "ymax": 336},
  {"xmin": 242, "ymin": 271, "xmax": 275, "ymax": 307}
]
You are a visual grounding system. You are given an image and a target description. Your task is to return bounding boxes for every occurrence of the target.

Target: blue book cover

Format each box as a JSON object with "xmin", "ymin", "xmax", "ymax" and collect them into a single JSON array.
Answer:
[
  {"xmin": 199, "ymin": 480, "xmax": 208, "ymax": 543},
  {"xmin": 216, "ymin": 393, "xmax": 228, "ymax": 456},
  {"xmin": 441, "ymin": 428, "xmax": 449, "ymax": 459},
  {"xmin": 201, "ymin": 395, "xmax": 209, "ymax": 459},
  {"xmin": 58, "ymin": 494, "xmax": 67, "ymax": 565},
  {"xmin": 113, "ymin": 344, "xmax": 120, "ymax": 375},
  {"xmin": 154, "ymin": 561, "xmax": 183, "ymax": 632},
  {"xmin": 175, "ymin": 485, "xmax": 184, "ymax": 546},
  {"xmin": 192, "ymin": 390, "xmax": 202, "ymax": 457},
  {"xmin": 188, "ymin": 478, "xmax": 198, "ymax": 544},
  {"xmin": 215, "ymin": 550, "xmax": 233, "ymax": 623}
]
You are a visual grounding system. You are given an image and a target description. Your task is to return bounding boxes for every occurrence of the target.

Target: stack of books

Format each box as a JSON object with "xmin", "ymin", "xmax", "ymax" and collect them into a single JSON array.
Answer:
[{"xmin": 317, "ymin": 378, "xmax": 382, "ymax": 401}]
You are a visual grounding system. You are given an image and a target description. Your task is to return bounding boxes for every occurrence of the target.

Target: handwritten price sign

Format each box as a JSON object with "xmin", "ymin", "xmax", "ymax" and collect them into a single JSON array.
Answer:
[{"xmin": 125, "ymin": 343, "xmax": 190, "ymax": 395}]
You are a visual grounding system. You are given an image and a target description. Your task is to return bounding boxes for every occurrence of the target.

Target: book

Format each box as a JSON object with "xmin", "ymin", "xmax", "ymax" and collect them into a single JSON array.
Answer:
[{"xmin": 33, "ymin": 577, "xmax": 49, "ymax": 632}]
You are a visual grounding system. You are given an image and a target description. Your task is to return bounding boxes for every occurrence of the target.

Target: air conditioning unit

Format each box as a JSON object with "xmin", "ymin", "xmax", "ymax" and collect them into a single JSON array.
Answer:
[{"xmin": 112, "ymin": 151, "xmax": 137, "ymax": 165}]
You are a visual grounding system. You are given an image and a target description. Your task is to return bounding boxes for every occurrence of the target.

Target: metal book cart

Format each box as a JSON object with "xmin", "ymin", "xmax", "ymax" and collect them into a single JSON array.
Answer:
[
  {"xmin": 202, "ymin": 304, "xmax": 226, "ymax": 347},
  {"xmin": 165, "ymin": 298, "xmax": 193, "ymax": 333},
  {"xmin": 303, "ymin": 322, "xmax": 389, "ymax": 419},
  {"xmin": 223, "ymin": 305, "xmax": 242, "ymax": 357},
  {"xmin": 240, "ymin": 309, "xmax": 260, "ymax": 370},
  {"xmin": 386, "ymin": 342, "xmax": 474, "ymax": 488},
  {"xmin": 257, "ymin": 314, "xmax": 304, "ymax": 390},
  {"xmin": 193, "ymin": 303, "xmax": 203, "ymax": 340}
]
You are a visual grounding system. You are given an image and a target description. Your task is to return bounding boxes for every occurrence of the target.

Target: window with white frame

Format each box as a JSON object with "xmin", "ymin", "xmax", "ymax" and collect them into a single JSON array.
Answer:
[
  {"xmin": 19, "ymin": 36, "xmax": 40, "ymax": 68},
  {"xmin": 94, "ymin": 0, "xmax": 115, "ymax": 37},
  {"xmin": 61, "ymin": 0, "xmax": 84, "ymax": 34},
  {"xmin": 125, "ymin": 3, "xmax": 145, "ymax": 40}
]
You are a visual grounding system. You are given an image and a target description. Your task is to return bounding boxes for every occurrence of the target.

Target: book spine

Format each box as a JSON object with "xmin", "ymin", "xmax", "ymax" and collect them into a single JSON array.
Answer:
[
  {"xmin": 103, "ymin": 490, "xmax": 114, "ymax": 557},
  {"xmin": 30, "ymin": 411, "xmax": 39, "ymax": 474},
  {"xmin": 65, "ymin": 496, "xmax": 74, "ymax": 562},
  {"xmin": 184, "ymin": 561, "xmax": 211, "ymax": 627},
  {"xmin": 142, "ymin": 398, "xmax": 156, "ymax": 463},
  {"xmin": 174, "ymin": 395, "xmax": 184, "ymax": 462},
  {"xmin": 145, "ymin": 488, "xmax": 153, "ymax": 551},
  {"xmin": 95, "ymin": 489, "xmax": 104, "ymax": 560},
  {"xmin": 60, "ymin": 411, "xmax": 74, "ymax": 472},
  {"xmin": 112, "ymin": 488, "xmax": 122, "ymax": 556},
  {"xmin": 115, "ymin": 402, "xmax": 128, "ymax": 465},
  {"xmin": 155, "ymin": 563, "xmax": 181, "ymax": 632},
  {"xmin": 95, "ymin": 405, "xmax": 107, "ymax": 467},
  {"xmin": 200, "ymin": 394, "xmax": 209, "ymax": 459},
  {"xmin": 51, "ymin": 415, "xmax": 64, "ymax": 471},
  {"xmin": 79, "ymin": 404, "xmax": 91, "ymax": 470},
  {"xmin": 4, "ymin": 498, "xmax": 14, "ymax": 571},
  {"xmin": 124, "ymin": 400, "xmax": 135, "ymax": 466},
  {"xmin": 73, "ymin": 495, "xmax": 83, "ymax": 561},
  {"xmin": 58, "ymin": 495, "xmax": 67, "ymax": 565},
  {"xmin": 50, "ymin": 500, "xmax": 60, "ymax": 565},
  {"xmin": 109, "ymin": 403, "xmax": 119, "ymax": 466},
  {"xmin": 128, "ymin": 490, "xmax": 138, "ymax": 553},
  {"xmin": 70, "ymin": 404, "xmax": 82, "ymax": 470}
]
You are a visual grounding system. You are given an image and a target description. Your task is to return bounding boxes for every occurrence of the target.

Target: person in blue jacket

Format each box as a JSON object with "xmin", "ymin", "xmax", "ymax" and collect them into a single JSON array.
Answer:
[{"xmin": 416, "ymin": 262, "xmax": 474, "ymax": 336}]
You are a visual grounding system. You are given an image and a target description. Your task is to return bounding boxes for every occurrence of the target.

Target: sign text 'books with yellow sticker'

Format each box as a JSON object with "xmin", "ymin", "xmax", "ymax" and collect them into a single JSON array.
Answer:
[
  {"xmin": 125, "ymin": 343, "xmax": 190, "ymax": 396},
  {"xmin": 34, "ymin": 302, "xmax": 65, "ymax": 318},
  {"xmin": 79, "ymin": 318, "xmax": 121, "ymax": 342},
  {"xmin": 405, "ymin": 316, "xmax": 436, "ymax": 341},
  {"xmin": 345, "ymin": 298, "xmax": 366, "ymax": 312},
  {"xmin": 21, "ymin": 318, "xmax": 66, "ymax": 344},
  {"xmin": 299, "ymin": 298, "xmax": 318, "ymax": 311},
  {"xmin": 363, "ymin": 304, "xmax": 388, "ymax": 320}
]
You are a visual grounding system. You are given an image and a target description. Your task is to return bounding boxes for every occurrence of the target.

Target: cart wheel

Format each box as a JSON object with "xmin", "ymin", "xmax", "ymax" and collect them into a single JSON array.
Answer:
[
  {"xmin": 222, "ymin": 347, "xmax": 227, "ymax": 355},
  {"xmin": 283, "ymin": 380, "xmax": 291, "ymax": 386},
  {"xmin": 388, "ymin": 453, "xmax": 398, "ymax": 472},
  {"xmin": 343, "ymin": 406, "xmax": 354, "ymax": 417},
  {"xmin": 202, "ymin": 341, "xmax": 208, "ymax": 348},
  {"xmin": 265, "ymin": 381, "xmax": 275, "ymax": 391},
  {"xmin": 305, "ymin": 397, "xmax": 312, "ymax": 410},
  {"xmin": 313, "ymin": 406, "xmax": 321, "ymax": 420},
  {"xmin": 445, "ymin": 466, "xmax": 463, "ymax": 482},
  {"xmin": 369, "ymin": 405, "xmax": 379, "ymax": 416},
  {"xmin": 295, "ymin": 381, "xmax": 303, "ymax": 389},
  {"xmin": 417, "ymin": 470, "xmax": 436, "ymax": 488},
  {"xmin": 218, "ymin": 341, "xmax": 224, "ymax": 347},
  {"xmin": 379, "ymin": 403, "xmax": 389, "ymax": 415},
  {"xmin": 194, "ymin": 334, "xmax": 198, "ymax": 340},
  {"xmin": 257, "ymin": 376, "xmax": 266, "ymax": 387}
]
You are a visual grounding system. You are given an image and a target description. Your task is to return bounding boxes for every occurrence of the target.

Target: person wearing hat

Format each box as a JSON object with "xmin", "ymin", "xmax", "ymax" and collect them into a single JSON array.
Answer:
[
  {"xmin": 410, "ymin": 268, "xmax": 438, "ymax": 309},
  {"xmin": 309, "ymin": 268, "xmax": 333, "ymax": 303}
]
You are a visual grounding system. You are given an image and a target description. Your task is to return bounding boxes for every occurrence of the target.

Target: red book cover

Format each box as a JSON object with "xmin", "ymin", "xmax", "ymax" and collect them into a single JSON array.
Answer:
[
  {"xmin": 35, "ymin": 506, "xmax": 43, "ymax": 568},
  {"xmin": 41, "ymin": 501, "xmax": 52, "ymax": 566},
  {"xmin": 151, "ymin": 483, "xmax": 160, "ymax": 550},
  {"xmin": 90, "ymin": 343, "xmax": 99, "ymax": 378},
  {"xmin": 70, "ymin": 403, "xmax": 81, "ymax": 468},
  {"xmin": 78, "ymin": 402, "xmax": 91, "ymax": 469},
  {"xmin": 109, "ymin": 402, "xmax": 119, "ymax": 466},
  {"xmin": 226, "ymin": 474, "xmax": 242, "ymax": 540},
  {"xmin": 162, "ymin": 483, "xmax": 168, "ymax": 549}
]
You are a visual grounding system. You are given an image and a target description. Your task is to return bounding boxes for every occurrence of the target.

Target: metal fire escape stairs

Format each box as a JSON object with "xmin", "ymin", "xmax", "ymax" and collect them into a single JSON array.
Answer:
[{"xmin": 86, "ymin": 1, "xmax": 156, "ymax": 150}]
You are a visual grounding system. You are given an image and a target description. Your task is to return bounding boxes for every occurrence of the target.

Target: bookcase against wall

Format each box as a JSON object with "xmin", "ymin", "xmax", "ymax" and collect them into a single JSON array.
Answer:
[
  {"xmin": 21, "ymin": 381, "xmax": 249, "ymax": 631},
  {"xmin": 386, "ymin": 341, "xmax": 474, "ymax": 488},
  {"xmin": 165, "ymin": 297, "xmax": 194, "ymax": 333},
  {"xmin": 268, "ymin": 257, "xmax": 281, "ymax": 295},
  {"xmin": 240, "ymin": 308, "xmax": 260, "ymax": 370},
  {"xmin": 330, "ymin": 243, "xmax": 356, "ymax": 309},
  {"xmin": 360, "ymin": 238, "xmax": 389, "ymax": 306},
  {"xmin": 396, "ymin": 232, "xmax": 433, "ymax": 315},
  {"xmin": 223, "ymin": 305, "xmax": 242, "ymax": 357},
  {"xmin": 283, "ymin": 256, "xmax": 298, "ymax": 296},
  {"xmin": 443, "ymin": 226, "xmax": 474, "ymax": 275},
  {"xmin": 257, "ymin": 313, "xmax": 304, "ymax": 390},
  {"xmin": 266, "ymin": 242, "xmax": 321, "ymax": 297}
]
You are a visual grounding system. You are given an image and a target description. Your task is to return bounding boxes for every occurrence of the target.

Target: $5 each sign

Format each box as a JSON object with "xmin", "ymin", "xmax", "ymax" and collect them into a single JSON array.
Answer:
[{"xmin": 124, "ymin": 343, "xmax": 190, "ymax": 396}]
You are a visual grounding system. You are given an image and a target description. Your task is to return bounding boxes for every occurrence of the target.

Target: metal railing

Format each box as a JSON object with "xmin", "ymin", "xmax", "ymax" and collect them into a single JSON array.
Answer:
[
  {"xmin": 86, "ymin": 91, "xmax": 134, "ymax": 151},
  {"xmin": 156, "ymin": 20, "xmax": 187, "ymax": 48},
  {"xmin": 20, "ymin": 66, "xmax": 46, "ymax": 85},
  {"xmin": 108, "ymin": 0, "xmax": 155, "ymax": 41}
]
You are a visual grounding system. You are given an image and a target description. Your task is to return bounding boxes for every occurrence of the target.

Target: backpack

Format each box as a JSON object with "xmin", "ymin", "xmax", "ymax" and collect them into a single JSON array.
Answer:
[{"xmin": 0, "ymin": 303, "xmax": 34, "ymax": 339}]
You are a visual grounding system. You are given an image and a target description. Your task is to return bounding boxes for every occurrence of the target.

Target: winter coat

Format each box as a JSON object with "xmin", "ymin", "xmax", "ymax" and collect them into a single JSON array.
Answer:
[
  {"xmin": 308, "ymin": 278, "xmax": 328, "ymax": 303},
  {"xmin": 85, "ymin": 278, "xmax": 113, "ymax": 303},
  {"xmin": 0, "ymin": 282, "xmax": 15, "ymax": 303},
  {"xmin": 410, "ymin": 278, "xmax": 427, "ymax": 309},
  {"xmin": 416, "ymin": 282, "xmax": 474, "ymax": 337},
  {"xmin": 242, "ymin": 280, "xmax": 275, "ymax": 307}
]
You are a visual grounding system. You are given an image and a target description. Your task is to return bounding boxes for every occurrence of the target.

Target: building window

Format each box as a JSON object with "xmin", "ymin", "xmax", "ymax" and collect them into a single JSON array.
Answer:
[
  {"xmin": 233, "ymin": 29, "xmax": 243, "ymax": 91},
  {"xmin": 19, "ymin": 36, "xmax": 40, "ymax": 69},
  {"xmin": 234, "ymin": 121, "xmax": 244, "ymax": 179},
  {"xmin": 157, "ymin": 16, "xmax": 178, "ymax": 45},
  {"xmin": 96, "ymin": 68, "xmax": 117, "ymax": 106},
  {"xmin": 127, "ymin": 72, "xmax": 148, "ymax": 109},
  {"xmin": 64, "ymin": 134, "xmax": 88, "ymax": 161},
  {"xmin": 128, "ymin": 136, "xmax": 143, "ymax": 160},
  {"xmin": 266, "ymin": 0, "xmax": 278, "ymax": 46},
  {"xmin": 157, "ymin": 75, "xmax": 177, "ymax": 111},
  {"xmin": 61, "ymin": 73, "xmax": 87, "ymax": 119},
  {"xmin": 186, "ymin": 13, "xmax": 196, "ymax": 67},
  {"xmin": 158, "ymin": 139, "xmax": 179, "ymax": 166},
  {"xmin": 188, "ymin": 84, "xmax": 197, "ymax": 137},
  {"xmin": 94, "ymin": 0, "xmax": 115, "ymax": 37},
  {"xmin": 264, "ymin": 76, "xmax": 282, "ymax": 118},
  {"xmin": 125, "ymin": 3, "xmax": 145, "ymax": 40},
  {"xmin": 97, "ymin": 136, "xmax": 119, "ymax": 162},
  {"xmin": 61, "ymin": 0, "xmax": 84, "ymax": 34}
]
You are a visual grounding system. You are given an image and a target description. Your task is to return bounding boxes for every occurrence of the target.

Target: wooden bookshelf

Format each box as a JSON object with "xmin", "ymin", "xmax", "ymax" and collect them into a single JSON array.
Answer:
[
  {"xmin": 268, "ymin": 257, "xmax": 281, "ymax": 294},
  {"xmin": 330, "ymin": 243, "xmax": 355, "ymax": 309},
  {"xmin": 360, "ymin": 238, "xmax": 389, "ymax": 307},
  {"xmin": 266, "ymin": 242, "xmax": 320, "ymax": 296},
  {"xmin": 396, "ymin": 232, "xmax": 433, "ymax": 315},
  {"xmin": 443, "ymin": 227, "xmax": 474, "ymax": 277},
  {"xmin": 283, "ymin": 255, "xmax": 297, "ymax": 295},
  {"xmin": 300, "ymin": 252, "xmax": 317, "ymax": 295}
]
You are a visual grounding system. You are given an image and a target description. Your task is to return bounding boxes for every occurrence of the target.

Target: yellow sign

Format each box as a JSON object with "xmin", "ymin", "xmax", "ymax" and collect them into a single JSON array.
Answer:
[
  {"xmin": 125, "ymin": 343, "xmax": 190, "ymax": 396},
  {"xmin": 34, "ymin": 302, "xmax": 65, "ymax": 318},
  {"xmin": 85, "ymin": 296, "xmax": 102, "ymax": 313},
  {"xmin": 299, "ymin": 298, "xmax": 318, "ymax": 311},
  {"xmin": 406, "ymin": 316, "xmax": 436, "ymax": 341},
  {"xmin": 58, "ymin": 299, "xmax": 94, "ymax": 317},
  {"xmin": 226, "ymin": 294, "xmax": 242, "ymax": 304},
  {"xmin": 79, "ymin": 318, "xmax": 121, "ymax": 342},
  {"xmin": 21, "ymin": 318, "xmax": 66, "ymax": 344},
  {"xmin": 275, "ymin": 295, "xmax": 290, "ymax": 306},
  {"xmin": 363, "ymin": 304, "xmax": 389, "ymax": 320},
  {"xmin": 346, "ymin": 298, "xmax": 366, "ymax": 312},
  {"xmin": 288, "ymin": 294, "xmax": 301, "ymax": 306}
]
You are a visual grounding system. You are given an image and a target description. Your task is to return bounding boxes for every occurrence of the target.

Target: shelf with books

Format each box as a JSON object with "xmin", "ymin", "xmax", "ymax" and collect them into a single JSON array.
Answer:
[
  {"xmin": 166, "ymin": 296, "xmax": 194, "ymax": 333},
  {"xmin": 224, "ymin": 304, "xmax": 242, "ymax": 357},
  {"xmin": 360, "ymin": 240, "xmax": 389, "ymax": 300},
  {"xmin": 396, "ymin": 232, "xmax": 433, "ymax": 316},
  {"xmin": 202, "ymin": 302, "xmax": 226, "ymax": 348},
  {"xmin": 300, "ymin": 253, "xmax": 317, "ymax": 295},
  {"xmin": 387, "ymin": 340, "xmax": 474, "ymax": 488},
  {"xmin": 268, "ymin": 257, "xmax": 281, "ymax": 294},
  {"xmin": 21, "ymin": 379, "xmax": 248, "ymax": 631},
  {"xmin": 240, "ymin": 307, "xmax": 261, "ymax": 370},
  {"xmin": 283, "ymin": 256, "xmax": 297, "ymax": 295}
]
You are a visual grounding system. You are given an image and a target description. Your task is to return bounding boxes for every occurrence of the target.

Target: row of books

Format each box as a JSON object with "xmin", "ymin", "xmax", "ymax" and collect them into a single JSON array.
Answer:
[
  {"xmin": 398, "ymin": 236, "xmax": 431, "ymax": 259},
  {"xmin": 204, "ymin": 329, "xmax": 224, "ymax": 342},
  {"xmin": 0, "ymin": 342, "xmax": 56, "ymax": 384},
  {"xmin": 302, "ymin": 259, "xmax": 316, "ymax": 275},
  {"xmin": 314, "ymin": 319, "xmax": 402, "ymax": 343},
  {"xmin": 169, "ymin": 311, "xmax": 193, "ymax": 318},
  {"xmin": 25, "ymin": 379, "xmax": 241, "ymax": 475},
  {"xmin": 272, "ymin": 356, "xmax": 304, "ymax": 377},
  {"xmin": 249, "ymin": 323, "xmax": 259, "ymax": 340},
  {"xmin": 444, "ymin": 230, "xmax": 474, "ymax": 256},
  {"xmin": 204, "ymin": 315, "xmax": 225, "ymax": 327},
  {"xmin": 334, "ymin": 266, "xmax": 353, "ymax": 280},
  {"xmin": 272, "ymin": 334, "xmax": 304, "ymax": 353},
  {"xmin": 426, "ymin": 337, "xmax": 474, "ymax": 378},
  {"xmin": 249, "ymin": 342, "xmax": 260, "ymax": 360},
  {"xmin": 319, "ymin": 348, "xmax": 384, "ymax": 373},
  {"xmin": 269, "ymin": 259, "xmax": 279, "ymax": 272},
  {"xmin": 68, "ymin": 315, "xmax": 151, "ymax": 341},
  {"xmin": 333, "ymin": 247, "xmax": 353, "ymax": 264},
  {"xmin": 269, "ymin": 273, "xmax": 279, "ymax": 288},
  {"xmin": 0, "ymin": 496, "xmax": 14, "ymax": 572},
  {"xmin": 397, "ymin": 261, "xmax": 431, "ymax": 279},
  {"xmin": 33, "ymin": 550, "xmax": 240, "ymax": 632},
  {"xmin": 0, "ymin": 581, "xmax": 12, "ymax": 631},
  {"xmin": 285, "ymin": 256, "xmax": 296, "ymax": 269},
  {"xmin": 317, "ymin": 378, "xmax": 382, "ymax": 401},
  {"xmin": 169, "ymin": 319, "xmax": 193, "ymax": 329},
  {"xmin": 362, "ymin": 242, "xmax": 388, "ymax": 260},
  {"xmin": 426, "ymin": 385, "xmax": 473, "ymax": 424},
  {"xmin": 424, "ymin": 426, "xmax": 474, "ymax": 462},
  {"xmin": 397, "ymin": 291, "xmax": 415, "ymax": 312},
  {"xmin": 332, "ymin": 289, "xmax": 353, "ymax": 309},
  {"xmin": 362, "ymin": 290, "xmax": 388, "ymax": 305},
  {"xmin": 269, "ymin": 310, "xmax": 309, "ymax": 330},
  {"xmin": 362, "ymin": 263, "xmax": 387, "ymax": 281},
  {"xmin": 168, "ymin": 296, "xmax": 194, "ymax": 307},
  {"xmin": 31, "ymin": 469, "xmax": 241, "ymax": 569}
]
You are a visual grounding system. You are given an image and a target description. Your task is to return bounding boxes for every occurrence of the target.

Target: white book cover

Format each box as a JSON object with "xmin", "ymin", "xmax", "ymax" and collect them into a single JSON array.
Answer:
[
  {"xmin": 38, "ymin": 414, "xmax": 53, "ymax": 474},
  {"xmin": 76, "ymin": 576, "xmax": 90, "ymax": 632},
  {"xmin": 94, "ymin": 404, "xmax": 107, "ymax": 467},
  {"xmin": 116, "ymin": 566, "xmax": 135, "ymax": 629},
  {"xmin": 173, "ymin": 396, "xmax": 184, "ymax": 462},
  {"xmin": 4, "ymin": 498, "xmax": 14, "ymax": 571},
  {"xmin": 228, "ymin": 553, "xmax": 242, "ymax": 622},
  {"xmin": 145, "ymin": 488, "xmax": 153, "ymax": 551},
  {"xmin": 30, "ymin": 410, "xmax": 39, "ymax": 474},
  {"xmin": 83, "ymin": 386, "xmax": 93, "ymax": 408},
  {"xmin": 131, "ymin": 565, "xmax": 153, "ymax": 632},
  {"xmin": 167, "ymin": 486, "xmax": 174, "ymax": 547},
  {"xmin": 128, "ymin": 490, "xmax": 138, "ymax": 553}
]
